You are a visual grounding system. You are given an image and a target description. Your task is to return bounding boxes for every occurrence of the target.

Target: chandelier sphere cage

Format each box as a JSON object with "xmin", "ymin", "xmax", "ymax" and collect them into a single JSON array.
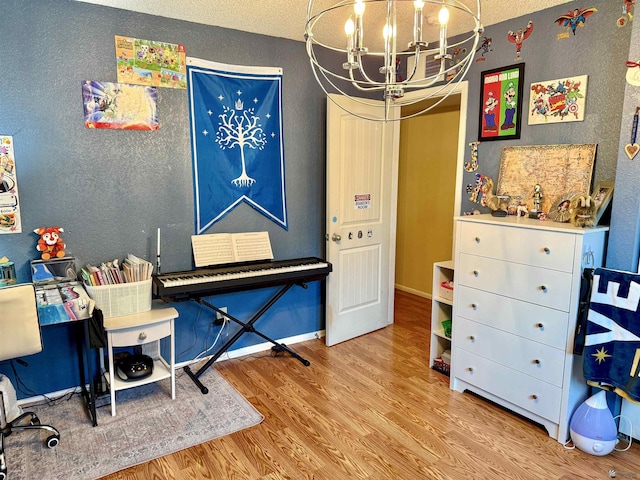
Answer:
[{"xmin": 305, "ymin": 0, "xmax": 483, "ymax": 121}]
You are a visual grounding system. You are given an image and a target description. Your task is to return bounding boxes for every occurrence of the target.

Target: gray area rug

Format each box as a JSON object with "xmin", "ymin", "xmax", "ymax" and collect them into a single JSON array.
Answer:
[{"xmin": 6, "ymin": 367, "xmax": 263, "ymax": 480}]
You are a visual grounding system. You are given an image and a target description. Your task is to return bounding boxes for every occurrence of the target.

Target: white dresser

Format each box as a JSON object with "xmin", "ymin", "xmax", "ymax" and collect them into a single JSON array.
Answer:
[{"xmin": 450, "ymin": 214, "xmax": 608, "ymax": 442}]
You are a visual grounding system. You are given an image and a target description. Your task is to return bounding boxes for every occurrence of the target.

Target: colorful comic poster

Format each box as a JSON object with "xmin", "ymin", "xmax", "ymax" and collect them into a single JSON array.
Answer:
[
  {"xmin": 115, "ymin": 36, "xmax": 187, "ymax": 89},
  {"xmin": 528, "ymin": 75, "xmax": 588, "ymax": 125},
  {"xmin": 82, "ymin": 81, "xmax": 159, "ymax": 130},
  {"xmin": 0, "ymin": 136, "xmax": 22, "ymax": 234}
]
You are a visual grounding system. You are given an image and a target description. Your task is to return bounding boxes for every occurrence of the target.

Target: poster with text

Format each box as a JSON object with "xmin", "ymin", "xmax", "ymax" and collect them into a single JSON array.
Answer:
[
  {"xmin": 478, "ymin": 63, "xmax": 524, "ymax": 141},
  {"xmin": 528, "ymin": 75, "xmax": 588, "ymax": 125},
  {"xmin": 115, "ymin": 36, "xmax": 187, "ymax": 89},
  {"xmin": 0, "ymin": 136, "xmax": 22, "ymax": 234}
]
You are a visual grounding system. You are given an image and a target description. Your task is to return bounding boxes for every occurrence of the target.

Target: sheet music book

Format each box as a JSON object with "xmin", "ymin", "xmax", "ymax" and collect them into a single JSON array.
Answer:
[{"xmin": 191, "ymin": 231, "xmax": 274, "ymax": 267}]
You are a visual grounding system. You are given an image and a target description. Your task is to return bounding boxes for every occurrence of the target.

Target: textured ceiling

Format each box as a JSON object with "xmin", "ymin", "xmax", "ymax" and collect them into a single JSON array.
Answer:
[{"xmin": 74, "ymin": 0, "xmax": 575, "ymax": 45}]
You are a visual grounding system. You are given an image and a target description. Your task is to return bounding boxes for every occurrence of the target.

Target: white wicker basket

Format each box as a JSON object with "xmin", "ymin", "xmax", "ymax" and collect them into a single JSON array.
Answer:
[{"xmin": 85, "ymin": 279, "xmax": 152, "ymax": 318}]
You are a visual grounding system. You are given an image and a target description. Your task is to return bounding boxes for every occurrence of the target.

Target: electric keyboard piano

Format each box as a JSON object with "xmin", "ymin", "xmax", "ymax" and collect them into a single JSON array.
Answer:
[
  {"xmin": 152, "ymin": 257, "xmax": 331, "ymax": 299},
  {"xmin": 152, "ymin": 256, "xmax": 332, "ymax": 394}
]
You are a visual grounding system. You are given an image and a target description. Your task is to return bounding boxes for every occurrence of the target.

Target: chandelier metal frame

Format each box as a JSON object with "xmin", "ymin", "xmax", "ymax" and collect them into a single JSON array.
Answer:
[{"xmin": 305, "ymin": 0, "xmax": 483, "ymax": 121}]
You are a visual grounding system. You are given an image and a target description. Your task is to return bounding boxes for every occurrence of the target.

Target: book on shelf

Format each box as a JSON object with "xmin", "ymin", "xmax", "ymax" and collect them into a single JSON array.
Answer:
[{"xmin": 81, "ymin": 254, "xmax": 153, "ymax": 287}]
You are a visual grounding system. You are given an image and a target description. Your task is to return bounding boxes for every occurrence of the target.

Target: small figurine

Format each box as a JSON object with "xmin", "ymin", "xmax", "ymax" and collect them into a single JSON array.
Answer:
[
  {"xmin": 517, "ymin": 203, "xmax": 529, "ymax": 217},
  {"xmin": 34, "ymin": 226, "xmax": 66, "ymax": 260},
  {"xmin": 529, "ymin": 184, "xmax": 543, "ymax": 218},
  {"xmin": 532, "ymin": 184, "xmax": 543, "ymax": 211},
  {"xmin": 570, "ymin": 195, "xmax": 596, "ymax": 227},
  {"xmin": 480, "ymin": 177, "xmax": 508, "ymax": 216}
]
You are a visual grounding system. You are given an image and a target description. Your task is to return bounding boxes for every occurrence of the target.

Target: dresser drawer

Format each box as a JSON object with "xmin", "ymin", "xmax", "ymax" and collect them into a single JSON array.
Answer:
[
  {"xmin": 454, "ymin": 317, "xmax": 565, "ymax": 387},
  {"xmin": 457, "ymin": 254, "xmax": 573, "ymax": 311},
  {"xmin": 108, "ymin": 320, "xmax": 170, "ymax": 347},
  {"xmin": 455, "ymin": 286, "xmax": 569, "ymax": 350},
  {"xmin": 458, "ymin": 221, "xmax": 576, "ymax": 272},
  {"xmin": 454, "ymin": 348, "xmax": 562, "ymax": 423}
]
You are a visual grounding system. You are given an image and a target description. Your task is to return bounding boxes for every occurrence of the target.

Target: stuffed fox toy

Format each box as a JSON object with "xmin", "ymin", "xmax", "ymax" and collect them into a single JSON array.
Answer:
[{"xmin": 34, "ymin": 226, "xmax": 66, "ymax": 260}]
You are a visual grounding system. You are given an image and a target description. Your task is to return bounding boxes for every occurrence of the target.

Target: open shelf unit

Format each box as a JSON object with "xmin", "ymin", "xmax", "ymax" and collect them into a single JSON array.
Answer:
[{"xmin": 430, "ymin": 260, "xmax": 454, "ymax": 376}]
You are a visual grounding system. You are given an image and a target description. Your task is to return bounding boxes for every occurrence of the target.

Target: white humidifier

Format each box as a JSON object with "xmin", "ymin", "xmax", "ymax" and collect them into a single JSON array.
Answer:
[{"xmin": 569, "ymin": 390, "xmax": 618, "ymax": 456}]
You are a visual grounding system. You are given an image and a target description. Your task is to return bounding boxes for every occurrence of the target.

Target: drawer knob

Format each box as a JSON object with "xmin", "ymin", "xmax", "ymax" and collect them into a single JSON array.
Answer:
[
  {"xmin": 471, "ymin": 303, "xmax": 477, "ymax": 310},
  {"xmin": 543, "ymin": 247, "xmax": 550, "ymax": 254},
  {"xmin": 138, "ymin": 332, "xmax": 147, "ymax": 341},
  {"xmin": 467, "ymin": 367, "xmax": 474, "ymax": 373},
  {"xmin": 530, "ymin": 394, "xmax": 538, "ymax": 400},
  {"xmin": 539, "ymin": 285, "xmax": 547, "ymax": 292},
  {"xmin": 475, "ymin": 237, "xmax": 480, "ymax": 243},
  {"xmin": 536, "ymin": 323, "xmax": 544, "ymax": 329},
  {"xmin": 533, "ymin": 359, "xmax": 541, "ymax": 365},
  {"xmin": 473, "ymin": 270, "xmax": 479, "ymax": 277},
  {"xmin": 469, "ymin": 335, "xmax": 475, "ymax": 341}
]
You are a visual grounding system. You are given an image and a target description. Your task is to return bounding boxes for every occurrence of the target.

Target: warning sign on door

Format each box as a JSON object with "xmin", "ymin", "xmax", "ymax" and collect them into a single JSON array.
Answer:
[{"xmin": 354, "ymin": 193, "xmax": 371, "ymax": 210}]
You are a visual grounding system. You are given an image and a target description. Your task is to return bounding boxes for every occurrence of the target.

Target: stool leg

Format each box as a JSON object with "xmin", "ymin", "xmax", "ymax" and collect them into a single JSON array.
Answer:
[{"xmin": 107, "ymin": 333, "xmax": 116, "ymax": 416}]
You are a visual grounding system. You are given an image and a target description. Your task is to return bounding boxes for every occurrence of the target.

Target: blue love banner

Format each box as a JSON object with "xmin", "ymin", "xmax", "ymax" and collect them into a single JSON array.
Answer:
[{"xmin": 187, "ymin": 58, "xmax": 287, "ymax": 233}]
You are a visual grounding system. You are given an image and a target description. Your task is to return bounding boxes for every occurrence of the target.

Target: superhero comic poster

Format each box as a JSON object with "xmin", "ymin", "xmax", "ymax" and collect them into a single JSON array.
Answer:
[
  {"xmin": 528, "ymin": 75, "xmax": 588, "ymax": 125},
  {"xmin": 478, "ymin": 63, "xmax": 524, "ymax": 141}
]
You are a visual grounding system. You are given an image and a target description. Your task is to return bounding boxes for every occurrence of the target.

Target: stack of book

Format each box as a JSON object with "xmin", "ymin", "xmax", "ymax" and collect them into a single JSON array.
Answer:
[{"xmin": 81, "ymin": 254, "xmax": 153, "ymax": 287}]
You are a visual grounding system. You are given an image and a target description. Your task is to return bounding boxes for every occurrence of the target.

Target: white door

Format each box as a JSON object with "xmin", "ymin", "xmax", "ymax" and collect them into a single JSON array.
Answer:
[{"xmin": 325, "ymin": 94, "xmax": 400, "ymax": 346}]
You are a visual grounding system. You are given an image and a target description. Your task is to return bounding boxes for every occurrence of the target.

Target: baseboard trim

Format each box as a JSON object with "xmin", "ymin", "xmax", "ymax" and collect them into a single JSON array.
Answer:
[
  {"xmin": 394, "ymin": 284, "xmax": 431, "ymax": 299},
  {"xmin": 18, "ymin": 330, "xmax": 327, "ymax": 406},
  {"xmin": 176, "ymin": 329, "xmax": 326, "ymax": 369}
]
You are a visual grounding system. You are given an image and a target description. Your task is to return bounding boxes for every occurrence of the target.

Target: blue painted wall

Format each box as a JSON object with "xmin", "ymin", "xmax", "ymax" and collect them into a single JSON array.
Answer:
[
  {"xmin": 2, "ymin": 0, "xmax": 639, "ymax": 399},
  {"xmin": 0, "ymin": 0, "xmax": 327, "ymax": 397}
]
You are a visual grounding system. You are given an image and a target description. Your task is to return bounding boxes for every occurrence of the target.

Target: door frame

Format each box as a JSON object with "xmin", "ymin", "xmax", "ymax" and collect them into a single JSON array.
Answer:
[{"xmin": 398, "ymin": 81, "xmax": 469, "ymax": 262}]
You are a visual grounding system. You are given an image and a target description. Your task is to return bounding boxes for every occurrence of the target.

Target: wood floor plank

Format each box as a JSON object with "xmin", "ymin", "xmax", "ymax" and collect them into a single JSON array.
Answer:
[{"xmin": 100, "ymin": 290, "xmax": 640, "ymax": 479}]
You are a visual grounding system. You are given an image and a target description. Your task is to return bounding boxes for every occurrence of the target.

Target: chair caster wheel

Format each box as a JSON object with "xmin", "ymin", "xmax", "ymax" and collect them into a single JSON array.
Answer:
[
  {"xmin": 46, "ymin": 434, "xmax": 60, "ymax": 448},
  {"xmin": 0, "ymin": 468, "xmax": 7, "ymax": 480}
]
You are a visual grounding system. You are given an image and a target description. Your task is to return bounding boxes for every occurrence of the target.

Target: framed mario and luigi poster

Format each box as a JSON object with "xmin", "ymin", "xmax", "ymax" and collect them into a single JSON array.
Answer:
[{"xmin": 478, "ymin": 63, "xmax": 525, "ymax": 141}]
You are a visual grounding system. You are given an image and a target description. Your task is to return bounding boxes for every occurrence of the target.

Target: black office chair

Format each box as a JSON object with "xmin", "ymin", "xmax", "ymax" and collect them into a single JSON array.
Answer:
[{"xmin": 0, "ymin": 283, "xmax": 60, "ymax": 480}]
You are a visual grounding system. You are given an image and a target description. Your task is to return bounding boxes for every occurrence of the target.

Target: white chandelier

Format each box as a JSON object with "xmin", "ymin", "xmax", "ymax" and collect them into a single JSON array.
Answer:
[{"xmin": 305, "ymin": 0, "xmax": 483, "ymax": 121}]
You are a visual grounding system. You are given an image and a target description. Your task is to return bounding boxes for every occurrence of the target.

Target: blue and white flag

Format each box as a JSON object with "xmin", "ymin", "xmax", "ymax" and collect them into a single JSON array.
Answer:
[
  {"xmin": 187, "ymin": 58, "xmax": 287, "ymax": 233},
  {"xmin": 584, "ymin": 268, "xmax": 640, "ymax": 403}
]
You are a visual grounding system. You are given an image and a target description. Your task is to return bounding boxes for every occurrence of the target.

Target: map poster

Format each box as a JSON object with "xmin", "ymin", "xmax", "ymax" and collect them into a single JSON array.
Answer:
[
  {"xmin": 115, "ymin": 36, "xmax": 187, "ymax": 89},
  {"xmin": 496, "ymin": 144, "xmax": 596, "ymax": 214},
  {"xmin": 0, "ymin": 135, "xmax": 22, "ymax": 234}
]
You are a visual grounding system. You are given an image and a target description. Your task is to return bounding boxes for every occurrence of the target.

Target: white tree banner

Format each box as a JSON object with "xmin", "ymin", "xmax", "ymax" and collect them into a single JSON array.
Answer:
[{"xmin": 187, "ymin": 57, "xmax": 287, "ymax": 233}]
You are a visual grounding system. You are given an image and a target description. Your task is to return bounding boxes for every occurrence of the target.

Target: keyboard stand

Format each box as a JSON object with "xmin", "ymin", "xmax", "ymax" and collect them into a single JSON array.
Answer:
[{"xmin": 183, "ymin": 282, "xmax": 311, "ymax": 394}]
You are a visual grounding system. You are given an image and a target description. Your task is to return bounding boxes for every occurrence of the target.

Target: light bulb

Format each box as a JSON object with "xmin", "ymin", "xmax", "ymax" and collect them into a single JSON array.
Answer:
[
  {"xmin": 438, "ymin": 6, "xmax": 450, "ymax": 25},
  {"xmin": 354, "ymin": 0, "xmax": 365, "ymax": 16},
  {"xmin": 413, "ymin": 1, "xmax": 425, "ymax": 9},
  {"xmin": 345, "ymin": 18, "xmax": 355, "ymax": 35},
  {"xmin": 382, "ymin": 23, "xmax": 395, "ymax": 40}
]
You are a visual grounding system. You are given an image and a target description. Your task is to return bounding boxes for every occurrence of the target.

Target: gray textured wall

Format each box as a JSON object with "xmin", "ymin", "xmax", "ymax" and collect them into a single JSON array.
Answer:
[
  {"xmin": 457, "ymin": 1, "xmax": 631, "ymax": 224},
  {"xmin": 609, "ymin": 7, "xmax": 640, "ymax": 271},
  {"xmin": 0, "ymin": 0, "xmax": 326, "ymax": 279}
]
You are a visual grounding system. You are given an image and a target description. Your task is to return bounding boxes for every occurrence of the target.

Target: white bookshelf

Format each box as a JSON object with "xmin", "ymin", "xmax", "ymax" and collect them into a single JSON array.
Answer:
[{"xmin": 430, "ymin": 260, "xmax": 454, "ymax": 376}]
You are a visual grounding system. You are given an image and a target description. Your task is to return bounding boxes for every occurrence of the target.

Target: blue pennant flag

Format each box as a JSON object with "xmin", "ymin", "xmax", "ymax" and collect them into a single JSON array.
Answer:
[{"xmin": 187, "ymin": 58, "xmax": 287, "ymax": 233}]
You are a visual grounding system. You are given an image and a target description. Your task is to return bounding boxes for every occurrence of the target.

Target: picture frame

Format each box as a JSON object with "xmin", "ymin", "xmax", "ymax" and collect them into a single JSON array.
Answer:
[
  {"xmin": 592, "ymin": 181, "xmax": 614, "ymax": 225},
  {"xmin": 496, "ymin": 144, "xmax": 596, "ymax": 214},
  {"xmin": 528, "ymin": 75, "xmax": 588, "ymax": 125},
  {"xmin": 478, "ymin": 63, "xmax": 525, "ymax": 141}
]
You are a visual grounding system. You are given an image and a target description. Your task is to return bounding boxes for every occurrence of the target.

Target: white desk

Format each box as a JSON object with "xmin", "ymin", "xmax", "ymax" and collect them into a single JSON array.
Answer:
[{"xmin": 103, "ymin": 302, "xmax": 178, "ymax": 416}]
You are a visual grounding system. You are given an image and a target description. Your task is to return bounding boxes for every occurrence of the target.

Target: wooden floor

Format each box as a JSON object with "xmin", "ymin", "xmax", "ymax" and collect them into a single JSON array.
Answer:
[{"xmin": 102, "ymin": 290, "xmax": 640, "ymax": 480}]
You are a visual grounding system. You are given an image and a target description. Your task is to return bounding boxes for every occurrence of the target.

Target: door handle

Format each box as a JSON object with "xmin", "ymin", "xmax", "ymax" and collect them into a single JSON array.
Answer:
[{"xmin": 332, "ymin": 233, "xmax": 341, "ymax": 242}]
